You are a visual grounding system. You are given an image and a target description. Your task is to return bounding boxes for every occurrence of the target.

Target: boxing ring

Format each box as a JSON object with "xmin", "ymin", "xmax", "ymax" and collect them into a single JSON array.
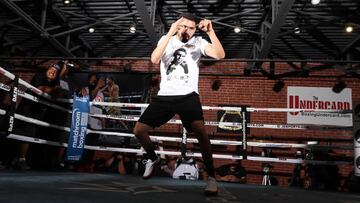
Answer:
[
  {"xmin": 1, "ymin": 65, "xmax": 359, "ymax": 202},
  {"xmin": 0, "ymin": 66, "xmax": 353, "ymax": 167}
]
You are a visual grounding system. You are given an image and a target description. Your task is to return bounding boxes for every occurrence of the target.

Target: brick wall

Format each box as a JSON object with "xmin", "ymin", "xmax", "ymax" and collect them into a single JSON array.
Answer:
[{"xmin": 120, "ymin": 59, "xmax": 358, "ymax": 188}]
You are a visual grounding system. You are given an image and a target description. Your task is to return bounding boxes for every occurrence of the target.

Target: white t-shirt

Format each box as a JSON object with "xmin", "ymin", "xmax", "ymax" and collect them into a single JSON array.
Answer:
[
  {"xmin": 157, "ymin": 35, "xmax": 209, "ymax": 96},
  {"xmin": 172, "ymin": 158, "xmax": 199, "ymax": 180}
]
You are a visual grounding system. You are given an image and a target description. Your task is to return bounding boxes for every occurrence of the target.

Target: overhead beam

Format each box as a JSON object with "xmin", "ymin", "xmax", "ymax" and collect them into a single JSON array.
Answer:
[
  {"xmin": 292, "ymin": 34, "xmax": 337, "ymax": 58},
  {"xmin": 1, "ymin": 0, "xmax": 74, "ymax": 57},
  {"xmin": 3, "ymin": 36, "xmax": 29, "ymax": 56},
  {"xmin": 54, "ymin": 8, "xmax": 147, "ymax": 36},
  {"xmin": 339, "ymin": 34, "xmax": 360, "ymax": 58},
  {"xmin": 279, "ymin": 36, "xmax": 304, "ymax": 59},
  {"xmin": 245, "ymin": 0, "xmax": 296, "ymax": 76},
  {"xmin": 53, "ymin": 11, "xmax": 138, "ymax": 37},
  {"xmin": 134, "ymin": 0, "xmax": 158, "ymax": 47},
  {"xmin": 165, "ymin": 7, "xmax": 263, "ymax": 36},
  {"xmin": 51, "ymin": 6, "xmax": 95, "ymax": 57},
  {"xmin": 304, "ymin": 19, "xmax": 340, "ymax": 56},
  {"xmin": 256, "ymin": 0, "xmax": 296, "ymax": 60},
  {"xmin": 270, "ymin": 49, "xmax": 301, "ymax": 70},
  {"xmin": 0, "ymin": 17, "xmax": 22, "ymax": 28},
  {"xmin": 40, "ymin": 0, "xmax": 48, "ymax": 28},
  {"xmin": 212, "ymin": 8, "xmax": 260, "ymax": 22},
  {"xmin": 293, "ymin": 10, "xmax": 339, "ymax": 22}
]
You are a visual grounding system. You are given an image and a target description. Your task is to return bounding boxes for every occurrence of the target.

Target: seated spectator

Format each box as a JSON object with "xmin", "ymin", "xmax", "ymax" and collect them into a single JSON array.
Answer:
[
  {"xmin": 94, "ymin": 152, "xmax": 136, "ymax": 175},
  {"xmin": 216, "ymin": 160, "xmax": 246, "ymax": 183},
  {"xmin": 172, "ymin": 157, "xmax": 200, "ymax": 180},
  {"xmin": 159, "ymin": 157, "xmax": 177, "ymax": 177}
]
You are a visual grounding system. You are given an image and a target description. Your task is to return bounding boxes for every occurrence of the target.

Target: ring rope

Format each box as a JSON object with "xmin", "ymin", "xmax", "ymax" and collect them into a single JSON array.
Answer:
[
  {"xmin": 0, "ymin": 82, "xmax": 71, "ymax": 113},
  {"xmin": 6, "ymin": 133, "xmax": 352, "ymax": 165},
  {"xmin": 90, "ymin": 113, "xmax": 351, "ymax": 130},
  {"xmin": 0, "ymin": 67, "xmax": 52, "ymax": 99},
  {"xmin": 92, "ymin": 101, "xmax": 351, "ymax": 113},
  {"xmin": 0, "ymin": 108, "xmax": 332, "ymax": 149}
]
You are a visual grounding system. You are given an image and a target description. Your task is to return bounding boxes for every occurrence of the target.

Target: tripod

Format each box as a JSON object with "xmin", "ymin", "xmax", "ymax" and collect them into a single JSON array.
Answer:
[{"xmin": 262, "ymin": 163, "xmax": 272, "ymax": 185}]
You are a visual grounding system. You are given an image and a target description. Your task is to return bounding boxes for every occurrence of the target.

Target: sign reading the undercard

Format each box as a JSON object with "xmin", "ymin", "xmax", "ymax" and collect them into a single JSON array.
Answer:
[
  {"xmin": 287, "ymin": 86, "xmax": 352, "ymax": 126},
  {"xmin": 66, "ymin": 95, "xmax": 89, "ymax": 161}
]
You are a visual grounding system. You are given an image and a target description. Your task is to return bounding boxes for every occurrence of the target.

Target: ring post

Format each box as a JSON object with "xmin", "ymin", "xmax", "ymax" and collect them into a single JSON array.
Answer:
[
  {"xmin": 5, "ymin": 76, "xmax": 19, "ymax": 138},
  {"xmin": 241, "ymin": 106, "xmax": 248, "ymax": 159},
  {"xmin": 181, "ymin": 127, "xmax": 187, "ymax": 159}
]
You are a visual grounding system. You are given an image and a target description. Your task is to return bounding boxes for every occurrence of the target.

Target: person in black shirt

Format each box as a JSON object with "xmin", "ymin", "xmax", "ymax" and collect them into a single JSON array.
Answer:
[
  {"xmin": 12, "ymin": 63, "xmax": 60, "ymax": 170},
  {"xmin": 216, "ymin": 160, "xmax": 246, "ymax": 183}
]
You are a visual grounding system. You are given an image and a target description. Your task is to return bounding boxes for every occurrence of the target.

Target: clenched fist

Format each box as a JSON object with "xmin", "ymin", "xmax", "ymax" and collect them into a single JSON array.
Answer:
[{"xmin": 198, "ymin": 19, "xmax": 213, "ymax": 33}]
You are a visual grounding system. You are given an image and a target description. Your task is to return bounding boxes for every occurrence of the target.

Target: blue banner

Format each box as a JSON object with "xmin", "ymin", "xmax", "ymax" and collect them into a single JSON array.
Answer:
[{"xmin": 66, "ymin": 95, "xmax": 89, "ymax": 161}]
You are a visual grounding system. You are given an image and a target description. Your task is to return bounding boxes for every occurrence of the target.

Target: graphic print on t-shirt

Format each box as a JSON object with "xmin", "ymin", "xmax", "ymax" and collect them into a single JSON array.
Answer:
[{"xmin": 166, "ymin": 48, "xmax": 189, "ymax": 75}]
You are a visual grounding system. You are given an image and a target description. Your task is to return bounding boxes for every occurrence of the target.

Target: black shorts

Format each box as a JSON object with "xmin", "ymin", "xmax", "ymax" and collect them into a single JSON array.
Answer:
[{"xmin": 138, "ymin": 92, "xmax": 203, "ymax": 132}]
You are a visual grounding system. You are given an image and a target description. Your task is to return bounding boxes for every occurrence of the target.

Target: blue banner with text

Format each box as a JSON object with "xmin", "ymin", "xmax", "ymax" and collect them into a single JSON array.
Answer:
[{"xmin": 66, "ymin": 95, "xmax": 89, "ymax": 161}]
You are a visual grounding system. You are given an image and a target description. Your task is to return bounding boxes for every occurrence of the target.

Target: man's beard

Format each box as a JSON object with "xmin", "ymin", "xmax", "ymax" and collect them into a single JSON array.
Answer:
[{"xmin": 181, "ymin": 32, "xmax": 189, "ymax": 43}]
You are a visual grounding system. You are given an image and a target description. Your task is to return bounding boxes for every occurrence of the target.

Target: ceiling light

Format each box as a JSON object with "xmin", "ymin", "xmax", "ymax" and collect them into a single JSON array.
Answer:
[
  {"xmin": 88, "ymin": 27, "xmax": 95, "ymax": 33},
  {"xmin": 311, "ymin": 0, "xmax": 320, "ymax": 5},
  {"xmin": 234, "ymin": 26, "xmax": 241, "ymax": 33},
  {"xmin": 63, "ymin": 0, "xmax": 71, "ymax": 6},
  {"xmin": 129, "ymin": 24, "xmax": 136, "ymax": 33},
  {"xmin": 345, "ymin": 25, "xmax": 353, "ymax": 33},
  {"xmin": 294, "ymin": 27, "xmax": 301, "ymax": 34}
]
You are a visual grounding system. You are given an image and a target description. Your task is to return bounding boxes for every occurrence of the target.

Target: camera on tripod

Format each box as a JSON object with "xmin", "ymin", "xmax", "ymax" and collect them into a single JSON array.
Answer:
[{"xmin": 262, "ymin": 163, "xmax": 273, "ymax": 174}]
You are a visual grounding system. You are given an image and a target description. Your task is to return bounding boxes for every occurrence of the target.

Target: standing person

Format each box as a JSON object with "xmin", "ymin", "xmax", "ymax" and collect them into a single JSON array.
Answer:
[
  {"xmin": 76, "ymin": 74, "xmax": 106, "ymax": 172},
  {"xmin": 50, "ymin": 60, "xmax": 75, "ymax": 168},
  {"xmin": 133, "ymin": 13, "xmax": 225, "ymax": 196},
  {"xmin": 104, "ymin": 77, "xmax": 120, "ymax": 115},
  {"xmin": 12, "ymin": 63, "xmax": 60, "ymax": 170}
]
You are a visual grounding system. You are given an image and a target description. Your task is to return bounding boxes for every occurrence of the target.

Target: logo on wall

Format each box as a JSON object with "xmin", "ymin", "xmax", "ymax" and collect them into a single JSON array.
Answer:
[
  {"xmin": 287, "ymin": 87, "xmax": 352, "ymax": 126},
  {"xmin": 288, "ymin": 95, "xmax": 351, "ymax": 116}
]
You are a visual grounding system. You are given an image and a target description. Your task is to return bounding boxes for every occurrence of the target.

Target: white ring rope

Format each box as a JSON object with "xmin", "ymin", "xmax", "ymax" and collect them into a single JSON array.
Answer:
[
  {"xmin": 92, "ymin": 101, "xmax": 351, "ymax": 113},
  {"xmin": 119, "ymin": 95, "xmax": 142, "ymax": 99},
  {"xmin": 90, "ymin": 113, "xmax": 350, "ymax": 130},
  {"xmin": 0, "ymin": 82, "xmax": 71, "ymax": 113},
  {"xmin": 0, "ymin": 108, "xmax": 342, "ymax": 150},
  {"xmin": 6, "ymin": 133, "xmax": 351, "ymax": 165},
  {"xmin": 0, "ymin": 67, "xmax": 52, "ymax": 99},
  {"xmin": 0, "ymin": 108, "xmax": 70, "ymax": 132},
  {"xmin": 4, "ymin": 107, "xmax": 352, "ymax": 150}
]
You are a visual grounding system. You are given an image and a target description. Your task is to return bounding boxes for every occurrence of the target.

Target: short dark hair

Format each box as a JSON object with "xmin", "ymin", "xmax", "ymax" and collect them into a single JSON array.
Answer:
[
  {"xmin": 174, "ymin": 48, "xmax": 187, "ymax": 55},
  {"xmin": 107, "ymin": 76, "xmax": 114, "ymax": 81},
  {"xmin": 87, "ymin": 73, "xmax": 98, "ymax": 81},
  {"xmin": 179, "ymin": 12, "xmax": 197, "ymax": 23}
]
